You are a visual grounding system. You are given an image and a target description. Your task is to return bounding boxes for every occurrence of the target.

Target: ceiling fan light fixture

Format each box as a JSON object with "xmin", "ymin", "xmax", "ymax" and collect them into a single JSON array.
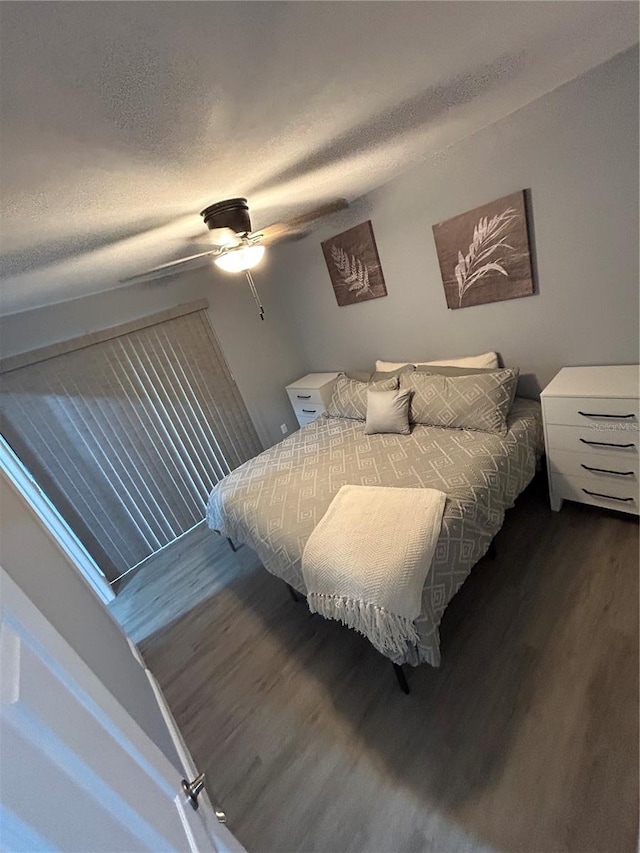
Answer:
[
  {"xmin": 201, "ymin": 198, "xmax": 252, "ymax": 233},
  {"xmin": 214, "ymin": 244, "xmax": 265, "ymax": 273}
]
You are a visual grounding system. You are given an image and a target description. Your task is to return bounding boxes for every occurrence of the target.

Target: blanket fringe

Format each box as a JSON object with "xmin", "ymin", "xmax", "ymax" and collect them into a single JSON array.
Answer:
[{"xmin": 307, "ymin": 592, "xmax": 419, "ymax": 657}]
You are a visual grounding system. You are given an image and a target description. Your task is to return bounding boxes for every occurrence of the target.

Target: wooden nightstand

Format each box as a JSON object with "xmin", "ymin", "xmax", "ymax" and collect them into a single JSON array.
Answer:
[
  {"xmin": 541, "ymin": 365, "xmax": 639, "ymax": 515},
  {"xmin": 285, "ymin": 373, "xmax": 339, "ymax": 428}
]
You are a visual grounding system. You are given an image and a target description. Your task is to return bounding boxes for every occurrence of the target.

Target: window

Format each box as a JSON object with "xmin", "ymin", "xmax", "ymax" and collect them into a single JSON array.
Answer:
[{"xmin": 0, "ymin": 301, "xmax": 262, "ymax": 583}]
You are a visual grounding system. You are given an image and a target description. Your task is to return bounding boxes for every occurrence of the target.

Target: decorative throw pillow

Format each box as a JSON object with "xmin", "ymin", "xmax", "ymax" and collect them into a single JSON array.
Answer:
[
  {"xmin": 364, "ymin": 388, "xmax": 412, "ymax": 435},
  {"xmin": 375, "ymin": 352, "xmax": 499, "ymax": 372},
  {"xmin": 327, "ymin": 374, "xmax": 399, "ymax": 420},
  {"xmin": 400, "ymin": 368, "xmax": 519, "ymax": 435}
]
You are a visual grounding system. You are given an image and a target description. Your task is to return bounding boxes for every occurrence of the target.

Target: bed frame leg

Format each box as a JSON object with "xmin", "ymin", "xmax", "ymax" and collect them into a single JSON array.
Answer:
[
  {"xmin": 393, "ymin": 663, "xmax": 410, "ymax": 695},
  {"xmin": 226, "ymin": 537, "xmax": 238, "ymax": 553},
  {"xmin": 287, "ymin": 584, "xmax": 304, "ymax": 603},
  {"xmin": 487, "ymin": 540, "xmax": 497, "ymax": 560}
]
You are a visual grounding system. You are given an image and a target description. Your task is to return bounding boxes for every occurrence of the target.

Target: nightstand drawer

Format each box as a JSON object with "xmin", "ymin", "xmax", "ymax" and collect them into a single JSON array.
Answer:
[
  {"xmin": 545, "ymin": 423, "xmax": 639, "ymax": 456},
  {"xmin": 550, "ymin": 472, "xmax": 639, "ymax": 515},
  {"xmin": 293, "ymin": 405, "xmax": 324, "ymax": 423},
  {"xmin": 543, "ymin": 396, "xmax": 639, "ymax": 428},
  {"xmin": 298, "ymin": 413, "xmax": 321, "ymax": 428},
  {"xmin": 286, "ymin": 388, "xmax": 326, "ymax": 417},
  {"xmin": 548, "ymin": 448, "xmax": 639, "ymax": 483},
  {"xmin": 285, "ymin": 372, "xmax": 339, "ymax": 429}
]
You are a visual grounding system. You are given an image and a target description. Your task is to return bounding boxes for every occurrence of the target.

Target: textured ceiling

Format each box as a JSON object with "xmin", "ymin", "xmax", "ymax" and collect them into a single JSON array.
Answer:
[{"xmin": 0, "ymin": 1, "xmax": 637, "ymax": 315}]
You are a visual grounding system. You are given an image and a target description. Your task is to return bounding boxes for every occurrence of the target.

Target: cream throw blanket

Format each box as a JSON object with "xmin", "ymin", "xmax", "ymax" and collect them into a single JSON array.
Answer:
[{"xmin": 302, "ymin": 485, "xmax": 447, "ymax": 657}]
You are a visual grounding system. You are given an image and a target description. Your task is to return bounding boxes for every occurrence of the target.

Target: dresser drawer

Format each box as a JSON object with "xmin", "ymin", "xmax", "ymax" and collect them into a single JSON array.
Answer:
[
  {"xmin": 543, "ymin": 396, "xmax": 639, "ymax": 428},
  {"xmin": 545, "ymin": 423, "xmax": 639, "ymax": 456},
  {"xmin": 542, "ymin": 366, "xmax": 640, "ymax": 514},
  {"xmin": 550, "ymin": 472, "xmax": 639, "ymax": 515},
  {"xmin": 548, "ymin": 448, "xmax": 639, "ymax": 484}
]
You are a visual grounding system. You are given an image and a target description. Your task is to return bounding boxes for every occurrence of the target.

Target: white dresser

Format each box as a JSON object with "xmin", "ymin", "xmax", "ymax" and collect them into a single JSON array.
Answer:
[
  {"xmin": 541, "ymin": 365, "xmax": 639, "ymax": 515},
  {"xmin": 285, "ymin": 372, "xmax": 339, "ymax": 428}
]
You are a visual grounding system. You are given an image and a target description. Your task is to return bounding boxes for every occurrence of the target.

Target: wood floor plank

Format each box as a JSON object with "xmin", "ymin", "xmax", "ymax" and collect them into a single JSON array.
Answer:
[{"xmin": 111, "ymin": 476, "xmax": 639, "ymax": 853}]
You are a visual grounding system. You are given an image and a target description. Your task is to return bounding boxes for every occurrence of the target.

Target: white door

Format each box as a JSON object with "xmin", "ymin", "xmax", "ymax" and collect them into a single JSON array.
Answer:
[{"xmin": 0, "ymin": 569, "xmax": 246, "ymax": 853}]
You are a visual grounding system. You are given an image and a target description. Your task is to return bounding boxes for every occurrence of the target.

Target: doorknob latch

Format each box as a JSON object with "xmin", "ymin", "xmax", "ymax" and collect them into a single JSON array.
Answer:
[
  {"xmin": 182, "ymin": 772, "xmax": 206, "ymax": 811},
  {"xmin": 181, "ymin": 772, "xmax": 227, "ymax": 823}
]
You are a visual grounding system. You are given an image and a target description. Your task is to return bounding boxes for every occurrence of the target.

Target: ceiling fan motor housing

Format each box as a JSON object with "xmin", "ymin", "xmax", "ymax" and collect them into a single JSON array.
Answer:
[{"xmin": 200, "ymin": 198, "xmax": 252, "ymax": 234}]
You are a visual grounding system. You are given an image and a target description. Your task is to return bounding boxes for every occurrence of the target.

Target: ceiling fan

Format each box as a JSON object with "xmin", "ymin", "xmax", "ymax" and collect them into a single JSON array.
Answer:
[{"xmin": 121, "ymin": 197, "xmax": 348, "ymax": 320}]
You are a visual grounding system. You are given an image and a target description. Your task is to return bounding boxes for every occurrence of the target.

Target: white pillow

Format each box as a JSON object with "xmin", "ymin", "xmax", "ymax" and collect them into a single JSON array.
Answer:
[
  {"xmin": 375, "ymin": 359, "xmax": 414, "ymax": 372},
  {"xmin": 375, "ymin": 352, "xmax": 499, "ymax": 372},
  {"xmin": 420, "ymin": 352, "xmax": 499, "ymax": 369}
]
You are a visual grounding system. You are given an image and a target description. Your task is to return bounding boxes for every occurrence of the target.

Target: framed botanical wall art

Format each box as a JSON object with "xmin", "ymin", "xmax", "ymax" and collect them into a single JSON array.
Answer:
[
  {"xmin": 321, "ymin": 220, "xmax": 387, "ymax": 307},
  {"xmin": 432, "ymin": 190, "xmax": 534, "ymax": 309}
]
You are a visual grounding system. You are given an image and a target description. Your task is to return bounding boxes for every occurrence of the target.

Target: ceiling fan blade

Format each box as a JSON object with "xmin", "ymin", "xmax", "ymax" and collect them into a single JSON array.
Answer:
[
  {"xmin": 280, "ymin": 199, "xmax": 349, "ymax": 229},
  {"xmin": 256, "ymin": 199, "xmax": 348, "ymax": 246},
  {"xmin": 120, "ymin": 248, "xmax": 220, "ymax": 283},
  {"xmin": 187, "ymin": 226, "xmax": 243, "ymax": 246}
]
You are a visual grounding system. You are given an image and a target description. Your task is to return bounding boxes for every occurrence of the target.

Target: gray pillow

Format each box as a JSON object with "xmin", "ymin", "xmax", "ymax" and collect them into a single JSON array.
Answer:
[
  {"xmin": 414, "ymin": 364, "xmax": 499, "ymax": 376},
  {"xmin": 400, "ymin": 368, "xmax": 519, "ymax": 435},
  {"xmin": 364, "ymin": 388, "xmax": 412, "ymax": 435},
  {"xmin": 344, "ymin": 370, "xmax": 374, "ymax": 383},
  {"xmin": 327, "ymin": 374, "xmax": 399, "ymax": 420},
  {"xmin": 371, "ymin": 365, "xmax": 416, "ymax": 382}
]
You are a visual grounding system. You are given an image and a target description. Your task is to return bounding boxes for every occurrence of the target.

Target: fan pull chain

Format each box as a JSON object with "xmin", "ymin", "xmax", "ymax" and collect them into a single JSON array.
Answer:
[{"xmin": 245, "ymin": 270, "xmax": 265, "ymax": 321}]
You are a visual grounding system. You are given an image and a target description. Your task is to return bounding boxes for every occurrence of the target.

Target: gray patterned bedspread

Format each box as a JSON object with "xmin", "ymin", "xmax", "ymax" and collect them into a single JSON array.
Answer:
[{"xmin": 207, "ymin": 399, "xmax": 543, "ymax": 667}]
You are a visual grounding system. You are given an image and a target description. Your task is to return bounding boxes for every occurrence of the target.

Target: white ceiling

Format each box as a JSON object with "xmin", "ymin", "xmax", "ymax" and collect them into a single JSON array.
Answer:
[{"xmin": 0, "ymin": 1, "xmax": 637, "ymax": 315}]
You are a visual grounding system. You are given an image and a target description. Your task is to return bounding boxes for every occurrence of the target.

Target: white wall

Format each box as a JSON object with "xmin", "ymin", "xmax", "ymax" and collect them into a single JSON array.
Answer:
[
  {"xmin": 267, "ymin": 48, "xmax": 639, "ymax": 397},
  {"xmin": 0, "ymin": 264, "xmax": 302, "ymax": 448},
  {"xmin": 0, "ymin": 472, "xmax": 182, "ymax": 768}
]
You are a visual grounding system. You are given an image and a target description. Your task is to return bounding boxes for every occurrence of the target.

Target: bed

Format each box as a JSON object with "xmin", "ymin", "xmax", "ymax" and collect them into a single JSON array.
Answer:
[{"xmin": 206, "ymin": 398, "xmax": 544, "ymax": 667}]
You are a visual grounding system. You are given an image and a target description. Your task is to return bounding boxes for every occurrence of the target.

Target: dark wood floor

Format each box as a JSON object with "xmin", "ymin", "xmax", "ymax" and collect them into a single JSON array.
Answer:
[{"xmin": 111, "ymin": 475, "xmax": 639, "ymax": 853}]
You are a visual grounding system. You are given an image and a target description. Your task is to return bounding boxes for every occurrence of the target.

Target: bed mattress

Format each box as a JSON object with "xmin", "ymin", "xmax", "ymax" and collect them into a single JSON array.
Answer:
[{"xmin": 206, "ymin": 398, "xmax": 543, "ymax": 666}]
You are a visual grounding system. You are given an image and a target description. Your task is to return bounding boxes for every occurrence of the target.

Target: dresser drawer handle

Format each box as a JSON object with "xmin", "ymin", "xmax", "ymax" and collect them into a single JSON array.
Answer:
[
  {"xmin": 580, "ymin": 464, "xmax": 634, "ymax": 476},
  {"xmin": 301, "ymin": 409, "xmax": 317, "ymax": 414},
  {"xmin": 296, "ymin": 394, "xmax": 312, "ymax": 399},
  {"xmin": 581, "ymin": 489, "xmax": 634, "ymax": 503},
  {"xmin": 579, "ymin": 438, "xmax": 635, "ymax": 449},
  {"xmin": 578, "ymin": 411, "xmax": 636, "ymax": 419}
]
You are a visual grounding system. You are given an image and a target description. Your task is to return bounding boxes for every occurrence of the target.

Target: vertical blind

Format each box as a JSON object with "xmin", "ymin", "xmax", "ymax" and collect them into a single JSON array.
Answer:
[{"xmin": 0, "ymin": 302, "xmax": 262, "ymax": 583}]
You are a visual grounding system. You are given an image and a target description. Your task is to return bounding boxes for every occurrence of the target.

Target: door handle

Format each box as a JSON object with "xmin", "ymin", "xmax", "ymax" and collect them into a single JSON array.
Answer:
[
  {"xmin": 182, "ymin": 772, "xmax": 206, "ymax": 811},
  {"xmin": 181, "ymin": 772, "xmax": 227, "ymax": 822}
]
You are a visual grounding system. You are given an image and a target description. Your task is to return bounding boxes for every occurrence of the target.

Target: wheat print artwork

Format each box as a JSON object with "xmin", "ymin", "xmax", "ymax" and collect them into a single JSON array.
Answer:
[
  {"xmin": 322, "ymin": 221, "xmax": 387, "ymax": 307},
  {"xmin": 432, "ymin": 191, "xmax": 534, "ymax": 309}
]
